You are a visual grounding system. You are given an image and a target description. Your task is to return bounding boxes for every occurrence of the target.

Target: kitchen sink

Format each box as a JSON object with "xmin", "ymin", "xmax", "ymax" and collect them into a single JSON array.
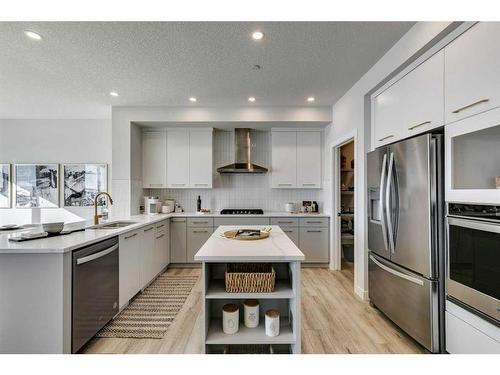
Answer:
[{"xmin": 88, "ymin": 221, "xmax": 137, "ymax": 230}]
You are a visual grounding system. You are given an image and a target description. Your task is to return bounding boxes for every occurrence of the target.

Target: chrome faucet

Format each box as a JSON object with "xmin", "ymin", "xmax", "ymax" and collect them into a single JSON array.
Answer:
[{"xmin": 94, "ymin": 192, "xmax": 114, "ymax": 225}]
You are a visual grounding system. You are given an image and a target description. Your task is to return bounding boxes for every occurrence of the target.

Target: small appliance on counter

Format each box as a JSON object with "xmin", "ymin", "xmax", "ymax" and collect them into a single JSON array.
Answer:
[
  {"xmin": 162, "ymin": 199, "xmax": 175, "ymax": 213},
  {"xmin": 144, "ymin": 196, "xmax": 161, "ymax": 215},
  {"xmin": 285, "ymin": 202, "xmax": 296, "ymax": 213}
]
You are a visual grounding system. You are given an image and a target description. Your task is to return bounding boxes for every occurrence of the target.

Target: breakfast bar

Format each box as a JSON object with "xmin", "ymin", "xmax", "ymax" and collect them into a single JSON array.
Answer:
[{"xmin": 194, "ymin": 225, "xmax": 305, "ymax": 354}]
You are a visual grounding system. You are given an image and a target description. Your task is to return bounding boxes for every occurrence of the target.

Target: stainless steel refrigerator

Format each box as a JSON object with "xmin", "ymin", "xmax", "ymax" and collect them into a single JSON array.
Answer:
[{"xmin": 367, "ymin": 133, "xmax": 445, "ymax": 353}]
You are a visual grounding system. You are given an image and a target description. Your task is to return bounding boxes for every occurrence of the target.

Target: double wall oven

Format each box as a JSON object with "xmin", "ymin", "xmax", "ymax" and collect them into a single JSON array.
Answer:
[{"xmin": 447, "ymin": 204, "xmax": 500, "ymax": 324}]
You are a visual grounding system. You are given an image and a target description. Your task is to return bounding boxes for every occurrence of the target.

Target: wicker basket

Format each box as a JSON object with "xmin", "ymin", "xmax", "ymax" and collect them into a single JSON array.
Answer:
[{"xmin": 225, "ymin": 263, "xmax": 276, "ymax": 293}]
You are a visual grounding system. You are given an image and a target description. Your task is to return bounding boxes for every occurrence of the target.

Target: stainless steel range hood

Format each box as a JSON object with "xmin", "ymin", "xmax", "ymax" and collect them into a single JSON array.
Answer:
[{"xmin": 217, "ymin": 128, "xmax": 268, "ymax": 174}]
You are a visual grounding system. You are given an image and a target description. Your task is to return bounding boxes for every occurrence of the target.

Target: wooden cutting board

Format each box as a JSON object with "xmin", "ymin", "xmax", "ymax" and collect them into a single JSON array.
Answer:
[{"xmin": 223, "ymin": 229, "xmax": 270, "ymax": 241}]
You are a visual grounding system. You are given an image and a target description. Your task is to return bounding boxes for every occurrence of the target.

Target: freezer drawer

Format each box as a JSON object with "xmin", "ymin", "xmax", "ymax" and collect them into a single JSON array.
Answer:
[{"xmin": 369, "ymin": 253, "xmax": 439, "ymax": 352}]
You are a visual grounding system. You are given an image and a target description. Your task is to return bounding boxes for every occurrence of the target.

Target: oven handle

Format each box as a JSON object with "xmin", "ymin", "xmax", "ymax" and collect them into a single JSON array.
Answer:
[
  {"xmin": 448, "ymin": 217, "xmax": 500, "ymax": 234},
  {"xmin": 76, "ymin": 244, "xmax": 118, "ymax": 265}
]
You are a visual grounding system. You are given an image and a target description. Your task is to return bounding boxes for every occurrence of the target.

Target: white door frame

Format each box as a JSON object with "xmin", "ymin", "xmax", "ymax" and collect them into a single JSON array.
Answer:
[{"xmin": 329, "ymin": 130, "xmax": 357, "ymax": 273}]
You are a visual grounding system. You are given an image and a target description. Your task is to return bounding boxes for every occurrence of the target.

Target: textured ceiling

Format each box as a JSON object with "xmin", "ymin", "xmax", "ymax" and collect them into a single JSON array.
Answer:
[{"xmin": 0, "ymin": 22, "xmax": 414, "ymax": 118}]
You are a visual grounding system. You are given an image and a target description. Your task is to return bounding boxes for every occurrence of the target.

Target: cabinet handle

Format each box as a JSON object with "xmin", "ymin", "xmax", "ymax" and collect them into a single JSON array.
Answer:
[
  {"xmin": 278, "ymin": 183, "xmax": 292, "ymax": 186},
  {"xmin": 193, "ymin": 221, "xmax": 209, "ymax": 224},
  {"xmin": 156, "ymin": 234, "xmax": 165, "ymax": 239},
  {"xmin": 194, "ymin": 183, "xmax": 209, "ymax": 186},
  {"xmin": 144, "ymin": 227, "xmax": 154, "ymax": 232},
  {"xmin": 283, "ymin": 230, "xmax": 294, "ymax": 233},
  {"xmin": 193, "ymin": 230, "xmax": 209, "ymax": 233},
  {"xmin": 124, "ymin": 233, "xmax": 137, "ymax": 240},
  {"xmin": 408, "ymin": 121, "xmax": 431, "ymax": 130},
  {"xmin": 378, "ymin": 135, "xmax": 394, "ymax": 142},
  {"xmin": 171, "ymin": 219, "xmax": 186, "ymax": 222},
  {"xmin": 307, "ymin": 230, "xmax": 323, "ymax": 233},
  {"xmin": 306, "ymin": 221, "xmax": 323, "ymax": 224},
  {"xmin": 278, "ymin": 221, "xmax": 294, "ymax": 224},
  {"xmin": 156, "ymin": 224, "xmax": 165, "ymax": 229},
  {"xmin": 302, "ymin": 183, "xmax": 317, "ymax": 187},
  {"xmin": 452, "ymin": 98, "xmax": 489, "ymax": 114},
  {"xmin": 171, "ymin": 183, "xmax": 186, "ymax": 187},
  {"xmin": 149, "ymin": 183, "xmax": 163, "ymax": 187}
]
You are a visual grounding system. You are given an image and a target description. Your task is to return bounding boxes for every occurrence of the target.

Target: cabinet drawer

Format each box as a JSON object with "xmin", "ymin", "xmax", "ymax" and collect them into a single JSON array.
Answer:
[
  {"xmin": 155, "ymin": 221, "xmax": 168, "ymax": 232},
  {"xmin": 214, "ymin": 217, "xmax": 270, "ymax": 226},
  {"xmin": 187, "ymin": 217, "xmax": 214, "ymax": 227},
  {"xmin": 187, "ymin": 227, "xmax": 214, "ymax": 263},
  {"xmin": 270, "ymin": 217, "xmax": 299, "ymax": 227},
  {"xmin": 299, "ymin": 227, "xmax": 329, "ymax": 263},
  {"xmin": 281, "ymin": 227, "xmax": 299, "ymax": 247},
  {"xmin": 299, "ymin": 217, "xmax": 329, "ymax": 227}
]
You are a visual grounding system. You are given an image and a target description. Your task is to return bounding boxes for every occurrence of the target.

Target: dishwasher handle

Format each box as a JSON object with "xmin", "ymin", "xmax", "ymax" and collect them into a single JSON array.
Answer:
[{"xmin": 76, "ymin": 244, "xmax": 118, "ymax": 265}]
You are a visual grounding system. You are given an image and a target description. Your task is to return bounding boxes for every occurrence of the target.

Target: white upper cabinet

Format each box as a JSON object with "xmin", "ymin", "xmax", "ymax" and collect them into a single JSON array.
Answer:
[
  {"xmin": 445, "ymin": 23, "xmax": 500, "ymax": 124},
  {"xmin": 271, "ymin": 130, "xmax": 322, "ymax": 189},
  {"xmin": 373, "ymin": 50, "xmax": 444, "ymax": 148},
  {"xmin": 189, "ymin": 129, "xmax": 213, "ymax": 188},
  {"xmin": 271, "ymin": 131, "xmax": 297, "ymax": 188},
  {"xmin": 166, "ymin": 128, "xmax": 213, "ymax": 189},
  {"xmin": 297, "ymin": 131, "xmax": 322, "ymax": 188},
  {"xmin": 142, "ymin": 131, "xmax": 167, "ymax": 188},
  {"xmin": 166, "ymin": 129, "xmax": 190, "ymax": 188}
]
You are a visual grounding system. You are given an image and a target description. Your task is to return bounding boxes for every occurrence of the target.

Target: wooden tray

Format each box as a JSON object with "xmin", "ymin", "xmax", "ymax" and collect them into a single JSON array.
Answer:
[{"xmin": 223, "ymin": 229, "xmax": 270, "ymax": 241}]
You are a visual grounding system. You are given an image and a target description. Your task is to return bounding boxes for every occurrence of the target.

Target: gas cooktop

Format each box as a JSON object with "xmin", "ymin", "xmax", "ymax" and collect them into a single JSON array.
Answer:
[{"xmin": 220, "ymin": 209, "xmax": 264, "ymax": 215}]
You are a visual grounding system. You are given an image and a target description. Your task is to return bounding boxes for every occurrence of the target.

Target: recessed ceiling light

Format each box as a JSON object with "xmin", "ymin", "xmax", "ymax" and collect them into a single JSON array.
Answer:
[
  {"xmin": 248, "ymin": 97, "xmax": 256, "ymax": 102},
  {"xmin": 307, "ymin": 97, "xmax": 315, "ymax": 102},
  {"xmin": 109, "ymin": 91, "xmax": 119, "ymax": 97},
  {"xmin": 24, "ymin": 30, "xmax": 42, "ymax": 40},
  {"xmin": 251, "ymin": 31, "xmax": 264, "ymax": 40},
  {"xmin": 189, "ymin": 97, "xmax": 197, "ymax": 103}
]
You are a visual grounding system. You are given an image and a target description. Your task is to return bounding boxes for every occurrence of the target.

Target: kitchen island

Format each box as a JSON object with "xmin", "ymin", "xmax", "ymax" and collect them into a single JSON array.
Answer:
[{"xmin": 194, "ymin": 225, "xmax": 305, "ymax": 354}]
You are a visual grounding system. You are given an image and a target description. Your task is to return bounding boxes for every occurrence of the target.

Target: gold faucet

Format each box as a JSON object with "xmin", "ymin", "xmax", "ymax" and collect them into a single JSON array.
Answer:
[{"xmin": 94, "ymin": 192, "xmax": 114, "ymax": 225}]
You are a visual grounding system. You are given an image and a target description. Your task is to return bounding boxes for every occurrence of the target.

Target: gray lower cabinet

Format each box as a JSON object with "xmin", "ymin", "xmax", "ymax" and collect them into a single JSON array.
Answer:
[
  {"xmin": 281, "ymin": 227, "xmax": 299, "ymax": 246},
  {"xmin": 187, "ymin": 227, "xmax": 214, "ymax": 263},
  {"xmin": 170, "ymin": 218, "xmax": 187, "ymax": 263},
  {"xmin": 299, "ymin": 226, "xmax": 329, "ymax": 263}
]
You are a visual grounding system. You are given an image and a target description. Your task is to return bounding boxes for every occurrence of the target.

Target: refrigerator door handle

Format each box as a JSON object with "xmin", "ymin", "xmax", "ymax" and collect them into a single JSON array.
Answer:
[
  {"xmin": 370, "ymin": 255, "xmax": 424, "ymax": 286},
  {"xmin": 385, "ymin": 152, "xmax": 395, "ymax": 253},
  {"xmin": 379, "ymin": 153, "xmax": 390, "ymax": 252}
]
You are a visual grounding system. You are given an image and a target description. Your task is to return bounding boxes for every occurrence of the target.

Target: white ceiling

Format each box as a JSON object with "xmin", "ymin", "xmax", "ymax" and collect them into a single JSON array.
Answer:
[{"xmin": 0, "ymin": 22, "xmax": 414, "ymax": 119}]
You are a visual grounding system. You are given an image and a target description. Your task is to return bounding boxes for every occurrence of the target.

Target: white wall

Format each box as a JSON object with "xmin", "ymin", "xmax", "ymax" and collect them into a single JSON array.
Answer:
[
  {"xmin": 144, "ymin": 129, "xmax": 323, "ymax": 213},
  {"xmin": 324, "ymin": 22, "xmax": 453, "ymax": 300},
  {"xmin": 0, "ymin": 119, "xmax": 112, "ymax": 225}
]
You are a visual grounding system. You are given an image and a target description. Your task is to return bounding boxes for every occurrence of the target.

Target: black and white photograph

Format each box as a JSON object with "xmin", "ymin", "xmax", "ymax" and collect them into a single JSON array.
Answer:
[
  {"xmin": 15, "ymin": 164, "xmax": 59, "ymax": 208},
  {"xmin": 0, "ymin": 164, "xmax": 11, "ymax": 208},
  {"xmin": 63, "ymin": 164, "xmax": 107, "ymax": 206}
]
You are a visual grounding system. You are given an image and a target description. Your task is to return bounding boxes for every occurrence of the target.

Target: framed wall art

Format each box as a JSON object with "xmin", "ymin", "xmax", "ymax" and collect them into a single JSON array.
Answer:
[
  {"xmin": 15, "ymin": 164, "xmax": 59, "ymax": 208},
  {"xmin": 0, "ymin": 164, "xmax": 11, "ymax": 208},
  {"xmin": 63, "ymin": 164, "xmax": 107, "ymax": 207}
]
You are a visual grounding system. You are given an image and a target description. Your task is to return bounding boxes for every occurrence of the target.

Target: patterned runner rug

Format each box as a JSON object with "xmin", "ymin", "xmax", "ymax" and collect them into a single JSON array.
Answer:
[{"xmin": 96, "ymin": 274, "xmax": 199, "ymax": 339}]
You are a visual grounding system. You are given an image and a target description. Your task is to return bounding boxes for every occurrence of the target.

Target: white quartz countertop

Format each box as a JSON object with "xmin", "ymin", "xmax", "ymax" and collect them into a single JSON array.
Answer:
[
  {"xmin": 0, "ymin": 214, "xmax": 172, "ymax": 254},
  {"xmin": 194, "ymin": 225, "xmax": 305, "ymax": 262},
  {"xmin": 169, "ymin": 211, "xmax": 330, "ymax": 218},
  {"xmin": 0, "ymin": 211, "xmax": 329, "ymax": 254}
]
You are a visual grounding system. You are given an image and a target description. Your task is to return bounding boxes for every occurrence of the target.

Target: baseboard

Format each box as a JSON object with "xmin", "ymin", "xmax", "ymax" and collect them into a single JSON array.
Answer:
[
  {"xmin": 168, "ymin": 263, "xmax": 202, "ymax": 269},
  {"xmin": 355, "ymin": 285, "xmax": 369, "ymax": 301}
]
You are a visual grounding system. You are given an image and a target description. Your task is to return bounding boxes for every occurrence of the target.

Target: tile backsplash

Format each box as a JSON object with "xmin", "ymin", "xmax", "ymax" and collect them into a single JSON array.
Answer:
[{"xmin": 143, "ymin": 129, "xmax": 323, "ymax": 212}]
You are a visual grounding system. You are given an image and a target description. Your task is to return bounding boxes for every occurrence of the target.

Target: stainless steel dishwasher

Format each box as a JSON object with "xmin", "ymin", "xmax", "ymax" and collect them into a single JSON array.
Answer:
[{"xmin": 72, "ymin": 236, "xmax": 119, "ymax": 353}]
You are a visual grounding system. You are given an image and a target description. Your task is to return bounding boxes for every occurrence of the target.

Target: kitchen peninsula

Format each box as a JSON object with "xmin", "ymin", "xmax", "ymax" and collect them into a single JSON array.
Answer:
[{"xmin": 194, "ymin": 225, "xmax": 305, "ymax": 354}]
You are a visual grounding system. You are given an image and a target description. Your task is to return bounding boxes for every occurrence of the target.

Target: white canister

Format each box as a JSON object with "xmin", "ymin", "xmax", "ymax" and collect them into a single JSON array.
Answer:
[
  {"xmin": 285, "ymin": 202, "xmax": 295, "ymax": 213},
  {"xmin": 244, "ymin": 299, "xmax": 259, "ymax": 328},
  {"xmin": 222, "ymin": 304, "xmax": 239, "ymax": 334},
  {"xmin": 265, "ymin": 309, "xmax": 280, "ymax": 337}
]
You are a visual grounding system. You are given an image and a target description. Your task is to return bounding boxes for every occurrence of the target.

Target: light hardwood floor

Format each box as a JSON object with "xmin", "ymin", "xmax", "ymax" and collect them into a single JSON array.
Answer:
[{"xmin": 82, "ymin": 265, "xmax": 426, "ymax": 354}]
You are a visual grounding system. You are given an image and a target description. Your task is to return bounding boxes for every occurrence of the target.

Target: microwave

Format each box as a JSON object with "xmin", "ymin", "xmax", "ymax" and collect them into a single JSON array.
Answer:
[{"xmin": 447, "ymin": 203, "xmax": 500, "ymax": 324}]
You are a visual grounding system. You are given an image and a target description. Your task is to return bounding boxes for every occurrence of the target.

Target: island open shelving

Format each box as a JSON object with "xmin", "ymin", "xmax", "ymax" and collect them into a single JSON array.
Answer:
[{"xmin": 195, "ymin": 225, "xmax": 305, "ymax": 354}]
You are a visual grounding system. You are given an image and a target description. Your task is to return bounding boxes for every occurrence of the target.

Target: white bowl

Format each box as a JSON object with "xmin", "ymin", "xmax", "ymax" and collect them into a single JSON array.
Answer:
[{"xmin": 42, "ymin": 222, "xmax": 65, "ymax": 234}]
